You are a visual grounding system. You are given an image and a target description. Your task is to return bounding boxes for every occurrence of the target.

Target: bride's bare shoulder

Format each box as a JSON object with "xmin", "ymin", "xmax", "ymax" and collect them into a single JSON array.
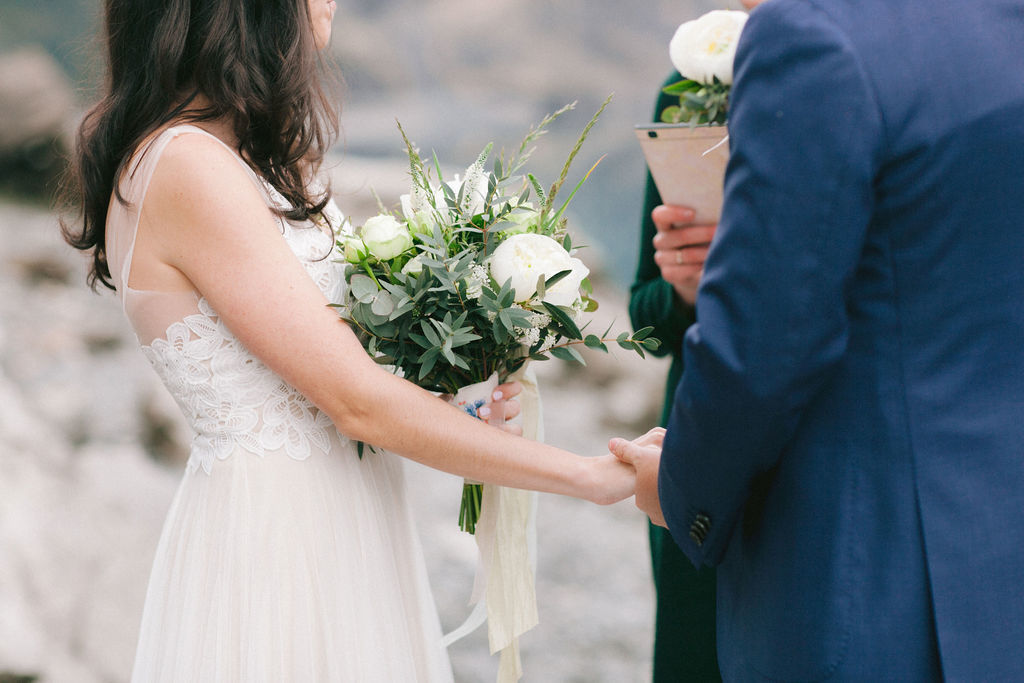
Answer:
[
  {"xmin": 146, "ymin": 129, "xmax": 266, "ymax": 221},
  {"xmin": 136, "ymin": 128, "xmax": 277, "ymax": 270},
  {"xmin": 152, "ymin": 129, "xmax": 248, "ymax": 186}
]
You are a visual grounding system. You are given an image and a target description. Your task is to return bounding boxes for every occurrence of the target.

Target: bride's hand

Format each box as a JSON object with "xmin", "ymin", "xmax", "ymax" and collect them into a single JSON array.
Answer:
[
  {"xmin": 479, "ymin": 381, "xmax": 523, "ymax": 436},
  {"xmin": 582, "ymin": 453, "xmax": 638, "ymax": 506}
]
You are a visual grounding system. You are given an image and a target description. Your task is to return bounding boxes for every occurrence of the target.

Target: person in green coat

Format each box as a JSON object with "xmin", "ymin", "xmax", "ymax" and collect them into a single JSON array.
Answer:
[{"xmin": 629, "ymin": 70, "xmax": 721, "ymax": 682}]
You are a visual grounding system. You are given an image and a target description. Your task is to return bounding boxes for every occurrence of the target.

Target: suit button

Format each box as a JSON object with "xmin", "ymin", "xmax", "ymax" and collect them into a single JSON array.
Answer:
[{"xmin": 689, "ymin": 513, "xmax": 711, "ymax": 546}]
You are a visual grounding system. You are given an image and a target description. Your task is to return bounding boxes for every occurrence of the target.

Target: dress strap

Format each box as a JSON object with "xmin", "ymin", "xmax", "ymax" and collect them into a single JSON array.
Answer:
[{"xmin": 106, "ymin": 124, "xmax": 270, "ymax": 311}]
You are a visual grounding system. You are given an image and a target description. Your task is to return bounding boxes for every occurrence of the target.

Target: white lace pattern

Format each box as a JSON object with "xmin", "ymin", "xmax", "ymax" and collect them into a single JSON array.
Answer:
[{"xmin": 140, "ymin": 205, "xmax": 351, "ymax": 475}]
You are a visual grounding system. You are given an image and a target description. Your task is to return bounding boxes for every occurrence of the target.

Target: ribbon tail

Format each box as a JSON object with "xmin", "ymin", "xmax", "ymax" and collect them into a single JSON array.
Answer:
[
  {"xmin": 442, "ymin": 366, "xmax": 543, "ymax": 683},
  {"xmin": 441, "ymin": 599, "xmax": 487, "ymax": 649}
]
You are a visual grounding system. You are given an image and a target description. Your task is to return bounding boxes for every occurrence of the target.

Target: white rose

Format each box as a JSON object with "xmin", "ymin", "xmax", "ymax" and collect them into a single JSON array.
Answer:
[
  {"xmin": 502, "ymin": 203, "xmax": 541, "ymax": 235},
  {"xmin": 669, "ymin": 10, "xmax": 749, "ymax": 85},
  {"xmin": 337, "ymin": 235, "xmax": 366, "ymax": 263},
  {"xmin": 489, "ymin": 233, "xmax": 590, "ymax": 306},
  {"xmin": 360, "ymin": 214, "xmax": 412, "ymax": 260}
]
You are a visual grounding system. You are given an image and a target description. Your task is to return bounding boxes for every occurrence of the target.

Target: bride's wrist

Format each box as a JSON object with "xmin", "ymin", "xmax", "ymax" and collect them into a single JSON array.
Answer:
[{"xmin": 566, "ymin": 455, "xmax": 599, "ymax": 503}]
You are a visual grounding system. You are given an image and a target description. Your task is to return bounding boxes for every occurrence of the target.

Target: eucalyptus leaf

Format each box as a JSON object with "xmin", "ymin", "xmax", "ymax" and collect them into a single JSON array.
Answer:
[
  {"xmin": 371, "ymin": 292, "xmax": 395, "ymax": 317},
  {"xmin": 421, "ymin": 320, "xmax": 442, "ymax": 347},
  {"xmin": 350, "ymin": 274, "xmax": 379, "ymax": 303},
  {"xmin": 535, "ymin": 273, "xmax": 546, "ymax": 299},
  {"xmin": 408, "ymin": 332, "xmax": 430, "ymax": 348},
  {"xmin": 418, "ymin": 349, "xmax": 439, "ymax": 380},
  {"xmin": 542, "ymin": 302, "xmax": 582, "ymax": 340},
  {"xmin": 544, "ymin": 269, "xmax": 572, "ymax": 289},
  {"xmin": 633, "ymin": 326, "xmax": 654, "ymax": 341},
  {"xmin": 551, "ymin": 345, "xmax": 585, "ymax": 364},
  {"xmin": 389, "ymin": 300, "xmax": 417, "ymax": 320}
]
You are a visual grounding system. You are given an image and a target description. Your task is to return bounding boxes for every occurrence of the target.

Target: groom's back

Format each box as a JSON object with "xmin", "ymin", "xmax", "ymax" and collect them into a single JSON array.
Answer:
[
  {"xmin": 718, "ymin": 0, "xmax": 1024, "ymax": 680},
  {"xmin": 845, "ymin": 0, "xmax": 1024, "ymax": 447},
  {"xmin": 836, "ymin": 7, "xmax": 1024, "ymax": 486},
  {"xmin": 859, "ymin": 5, "xmax": 1024, "ymax": 678}
]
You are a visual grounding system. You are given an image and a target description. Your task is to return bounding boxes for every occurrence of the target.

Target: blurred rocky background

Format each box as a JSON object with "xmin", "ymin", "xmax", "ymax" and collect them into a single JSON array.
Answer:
[{"xmin": 0, "ymin": 1, "xmax": 741, "ymax": 680}]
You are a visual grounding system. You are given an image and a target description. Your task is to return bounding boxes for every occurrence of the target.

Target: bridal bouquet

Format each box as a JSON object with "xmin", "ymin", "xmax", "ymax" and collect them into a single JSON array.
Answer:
[
  {"xmin": 336, "ymin": 99, "xmax": 658, "ymax": 534},
  {"xmin": 661, "ymin": 9, "xmax": 749, "ymax": 125}
]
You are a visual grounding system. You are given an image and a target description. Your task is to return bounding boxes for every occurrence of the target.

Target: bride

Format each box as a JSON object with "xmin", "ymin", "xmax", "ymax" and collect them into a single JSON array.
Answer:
[{"xmin": 61, "ymin": 0, "xmax": 638, "ymax": 680}]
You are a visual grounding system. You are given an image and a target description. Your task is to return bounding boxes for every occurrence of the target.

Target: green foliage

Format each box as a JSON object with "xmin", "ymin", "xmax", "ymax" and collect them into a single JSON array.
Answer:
[
  {"xmin": 334, "ymin": 102, "xmax": 661, "ymax": 532},
  {"xmin": 337, "ymin": 100, "xmax": 658, "ymax": 394},
  {"xmin": 660, "ymin": 78, "xmax": 731, "ymax": 127}
]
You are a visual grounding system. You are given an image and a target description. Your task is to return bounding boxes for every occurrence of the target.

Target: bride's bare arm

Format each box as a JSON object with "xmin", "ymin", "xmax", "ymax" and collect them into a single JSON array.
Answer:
[{"xmin": 137, "ymin": 133, "xmax": 634, "ymax": 504}]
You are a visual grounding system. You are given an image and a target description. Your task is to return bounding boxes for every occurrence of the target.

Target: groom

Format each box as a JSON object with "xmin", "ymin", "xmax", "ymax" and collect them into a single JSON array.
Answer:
[{"xmin": 614, "ymin": 0, "xmax": 1024, "ymax": 679}]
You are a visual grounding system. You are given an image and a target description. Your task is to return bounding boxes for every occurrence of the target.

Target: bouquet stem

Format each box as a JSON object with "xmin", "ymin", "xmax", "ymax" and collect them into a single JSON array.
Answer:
[{"xmin": 459, "ymin": 481, "xmax": 484, "ymax": 534}]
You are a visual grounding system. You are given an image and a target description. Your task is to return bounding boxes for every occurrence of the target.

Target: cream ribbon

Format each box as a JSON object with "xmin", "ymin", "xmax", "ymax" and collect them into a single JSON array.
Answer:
[{"xmin": 443, "ymin": 364, "xmax": 541, "ymax": 682}]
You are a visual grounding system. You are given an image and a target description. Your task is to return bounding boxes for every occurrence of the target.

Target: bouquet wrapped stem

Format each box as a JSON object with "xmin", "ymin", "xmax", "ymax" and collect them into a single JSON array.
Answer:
[{"xmin": 460, "ymin": 482, "xmax": 483, "ymax": 534}]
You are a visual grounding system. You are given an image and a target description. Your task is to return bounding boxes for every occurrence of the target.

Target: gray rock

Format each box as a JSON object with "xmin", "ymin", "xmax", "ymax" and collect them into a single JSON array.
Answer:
[
  {"xmin": 0, "ymin": 47, "xmax": 73, "ymax": 155},
  {"xmin": 0, "ymin": 47, "xmax": 75, "ymax": 197}
]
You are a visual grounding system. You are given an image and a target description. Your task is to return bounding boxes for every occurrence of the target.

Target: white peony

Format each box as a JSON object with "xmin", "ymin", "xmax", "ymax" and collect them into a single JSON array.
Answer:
[
  {"xmin": 489, "ymin": 233, "xmax": 590, "ymax": 307},
  {"xmin": 669, "ymin": 10, "xmax": 749, "ymax": 85},
  {"xmin": 360, "ymin": 214, "xmax": 413, "ymax": 260},
  {"xmin": 543, "ymin": 257, "xmax": 590, "ymax": 308}
]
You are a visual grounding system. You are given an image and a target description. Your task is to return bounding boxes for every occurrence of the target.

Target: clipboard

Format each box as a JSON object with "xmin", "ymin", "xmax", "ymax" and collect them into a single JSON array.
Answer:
[{"xmin": 634, "ymin": 123, "xmax": 730, "ymax": 223}]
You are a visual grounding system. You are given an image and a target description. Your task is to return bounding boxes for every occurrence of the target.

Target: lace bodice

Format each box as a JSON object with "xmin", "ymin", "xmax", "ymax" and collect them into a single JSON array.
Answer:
[{"xmin": 106, "ymin": 125, "xmax": 351, "ymax": 474}]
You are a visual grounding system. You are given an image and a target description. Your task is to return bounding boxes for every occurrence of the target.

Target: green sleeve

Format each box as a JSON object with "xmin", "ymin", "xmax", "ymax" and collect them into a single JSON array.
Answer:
[{"xmin": 628, "ymin": 71, "xmax": 696, "ymax": 361}]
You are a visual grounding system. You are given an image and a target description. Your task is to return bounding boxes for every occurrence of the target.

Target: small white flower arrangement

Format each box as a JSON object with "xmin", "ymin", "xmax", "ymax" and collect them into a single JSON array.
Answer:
[
  {"xmin": 662, "ymin": 9, "xmax": 749, "ymax": 125},
  {"xmin": 334, "ymin": 99, "xmax": 659, "ymax": 532}
]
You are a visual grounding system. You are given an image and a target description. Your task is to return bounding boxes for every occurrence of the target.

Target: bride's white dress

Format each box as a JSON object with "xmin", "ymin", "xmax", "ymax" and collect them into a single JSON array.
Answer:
[{"xmin": 107, "ymin": 125, "xmax": 455, "ymax": 682}]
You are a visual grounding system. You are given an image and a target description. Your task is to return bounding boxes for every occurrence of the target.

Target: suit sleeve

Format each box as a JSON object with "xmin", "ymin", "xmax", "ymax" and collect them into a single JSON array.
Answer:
[
  {"xmin": 628, "ymin": 71, "xmax": 696, "ymax": 358},
  {"xmin": 659, "ymin": 0, "xmax": 884, "ymax": 567}
]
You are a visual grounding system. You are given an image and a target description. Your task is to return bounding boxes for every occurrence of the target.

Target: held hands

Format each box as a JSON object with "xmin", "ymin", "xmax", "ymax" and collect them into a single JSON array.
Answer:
[
  {"xmin": 479, "ymin": 382, "xmax": 638, "ymax": 505},
  {"xmin": 581, "ymin": 453, "xmax": 638, "ymax": 506},
  {"xmin": 651, "ymin": 205, "xmax": 716, "ymax": 305},
  {"xmin": 609, "ymin": 428, "xmax": 667, "ymax": 527}
]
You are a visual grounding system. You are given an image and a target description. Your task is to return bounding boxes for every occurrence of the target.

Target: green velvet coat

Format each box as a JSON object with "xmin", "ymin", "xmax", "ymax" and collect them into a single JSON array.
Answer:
[{"xmin": 628, "ymin": 72, "xmax": 721, "ymax": 682}]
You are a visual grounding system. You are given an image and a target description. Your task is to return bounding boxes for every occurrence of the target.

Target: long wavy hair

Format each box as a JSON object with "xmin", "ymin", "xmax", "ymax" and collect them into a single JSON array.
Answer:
[{"xmin": 62, "ymin": 0, "xmax": 341, "ymax": 290}]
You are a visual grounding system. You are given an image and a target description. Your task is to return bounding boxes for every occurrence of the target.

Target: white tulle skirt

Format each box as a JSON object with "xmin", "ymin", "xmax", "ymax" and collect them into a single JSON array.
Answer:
[{"xmin": 130, "ymin": 432, "xmax": 454, "ymax": 682}]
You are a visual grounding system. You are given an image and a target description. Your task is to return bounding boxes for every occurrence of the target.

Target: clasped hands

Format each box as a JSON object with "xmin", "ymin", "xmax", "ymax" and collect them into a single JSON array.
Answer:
[
  {"xmin": 594, "ymin": 204, "xmax": 717, "ymax": 525},
  {"xmin": 479, "ymin": 383, "xmax": 666, "ymax": 525}
]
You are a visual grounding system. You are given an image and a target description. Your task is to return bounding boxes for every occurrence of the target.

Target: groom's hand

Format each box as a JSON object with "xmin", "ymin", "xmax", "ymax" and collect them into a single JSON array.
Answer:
[{"xmin": 610, "ymin": 428, "xmax": 667, "ymax": 528}]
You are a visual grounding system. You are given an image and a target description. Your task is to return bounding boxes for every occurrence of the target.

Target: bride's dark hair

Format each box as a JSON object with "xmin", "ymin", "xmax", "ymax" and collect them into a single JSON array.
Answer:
[{"xmin": 62, "ymin": 0, "xmax": 340, "ymax": 290}]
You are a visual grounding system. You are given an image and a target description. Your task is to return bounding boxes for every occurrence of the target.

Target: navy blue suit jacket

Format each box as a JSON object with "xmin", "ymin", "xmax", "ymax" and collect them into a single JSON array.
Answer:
[{"xmin": 660, "ymin": 0, "xmax": 1024, "ymax": 680}]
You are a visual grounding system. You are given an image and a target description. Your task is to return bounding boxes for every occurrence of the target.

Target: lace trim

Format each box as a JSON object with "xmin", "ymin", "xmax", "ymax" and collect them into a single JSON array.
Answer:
[{"xmin": 139, "ymin": 217, "xmax": 350, "ymax": 475}]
